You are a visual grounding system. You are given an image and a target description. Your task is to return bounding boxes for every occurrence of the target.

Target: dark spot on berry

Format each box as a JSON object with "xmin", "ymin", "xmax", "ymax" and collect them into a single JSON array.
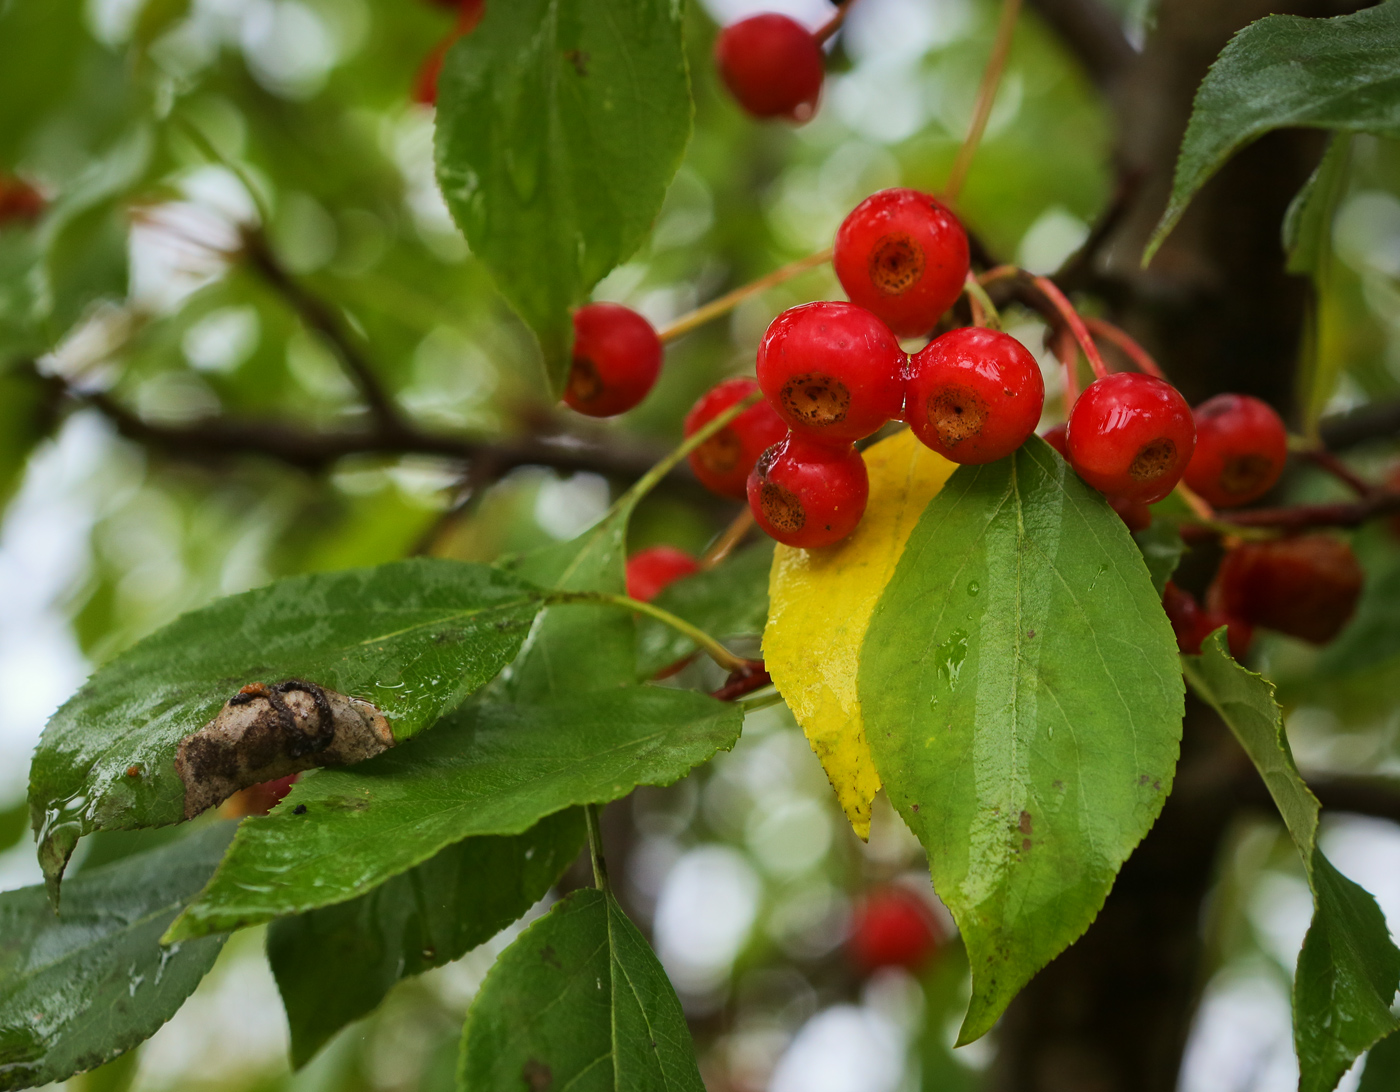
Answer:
[
  {"xmin": 760, "ymin": 481, "xmax": 806, "ymax": 532},
  {"xmin": 522, "ymin": 1059, "xmax": 553, "ymax": 1091},
  {"xmin": 1129, "ymin": 438, "xmax": 1177, "ymax": 482},
  {"xmin": 565, "ymin": 356, "xmax": 603, "ymax": 405},
  {"xmin": 1018, "ymin": 810, "xmax": 1032, "ymax": 835},
  {"xmin": 293, "ymin": 804, "xmax": 307, "ymax": 815},
  {"xmin": 928, "ymin": 385, "xmax": 987, "ymax": 447},
  {"xmin": 695, "ymin": 426, "xmax": 742, "ymax": 475},
  {"xmin": 1219, "ymin": 453, "xmax": 1274, "ymax": 497},
  {"xmin": 781, "ymin": 372, "xmax": 850, "ymax": 427},
  {"xmin": 868, "ymin": 232, "xmax": 925, "ymax": 295}
]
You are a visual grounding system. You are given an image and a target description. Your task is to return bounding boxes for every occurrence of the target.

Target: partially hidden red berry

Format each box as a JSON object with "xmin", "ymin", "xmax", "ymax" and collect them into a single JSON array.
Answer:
[
  {"xmin": 1040, "ymin": 423, "xmax": 1068, "ymax": 459},
  {"xmin": 626, "ymin": 546, "xmax": 699, "ymax": 603},
  {"xmin": 685, "ymin": 377, "xmax": 787, "ymax": 499},
  {"xmin": 1065, "ymin": 372, "xmax": 1196, "ymax": 504},
  {"xmin": 1164, "ymin": 581, "xmax": 1252, "ymax": 658},
  {"xmin": 1208, "ymin": 535, "xmax": 1362, "ymax": 645},
  {"xmin": 0, "ymin": 176, "xmax": 44, "ymax": 226},
  {"xmin": 756, "ymin": 301, "xmax": 905, "ymax": 444},
  {"xmin": 563, "ymin": 303, "xmax": 662, "ymax": 418},
  {"xmin": 833, "ymin": 188, "xmax": 970, "ymax": 338},
  {"xmin": 221, "ymin": 774, "xmax": 299, "ymax": 819},
  {"xmin": 848, "ymin": 887, "xmax": 941, "ymax": 972},
  {"xmin": 714, "ymin": 15, "xmax": 824, "ymax": 124},
  {"xmin": 1183, "ymin": 393, "xmax": 1289, "ymax": 508},
  {"xmin": 1111, "ymin": 496, "xmax": 1152, "ymax": 533},
  {"xmin": 747, "ymin": 432, "xmax": 868, "ymax": 549},
  {"xmin": 905, "ymin": 327, "xmax": 1044, "ymax": 464}
]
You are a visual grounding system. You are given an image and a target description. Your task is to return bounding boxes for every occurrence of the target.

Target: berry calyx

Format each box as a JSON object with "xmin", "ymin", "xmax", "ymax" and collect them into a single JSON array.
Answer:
[
  {"xmin": 905, "ymin": 327, "xmax": 1044, "ymax": 464},
  {"xmin": 848, "ymin": 887, "xmax": 941, "ymax": 972},
  {"xmin": 684, "ymin": 378, "xmax": 788, "ymax": 499},
  {"xmin": 1182, "ymin": 393, "xmax": 1288, "ymax": 508},
  {"xmin": 747, "ymin": 432, "xmax": 868, "ymax": 549},
  {"xmin": 833, "ymin": 188, "xmax": 970, "ymax": 337},
  {"xmin": 1209, "ymin": 535, "xmax": 1362, "ymax": 645},
  {"xmin": 1065, "ymin": 373, "xmax": 1196, "ymax": 504},
  {"xmin": 756, "ymin": 302, "xmax": 905, "ymax": 444},
  {"xmin": 0, "ymin": 176, "xmax": 44, "ymax": 226},
  {"xmin": 563, "ymin": 303, "xmax": 662, "ymax": 418},
  {"xmin": 626, "ymin": 546, "xmax": 700, "ymax": 603},
  {"xmin": 714, "ymin": 15, "xmax": 824, "ymax": 124}
]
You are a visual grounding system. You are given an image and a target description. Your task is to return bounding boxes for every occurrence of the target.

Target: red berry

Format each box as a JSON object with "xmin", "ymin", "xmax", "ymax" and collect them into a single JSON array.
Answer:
[
  {"xmin": 563, "ymin": 303, "xmax": 662, "ymax": 418},
  {"xmin": 905, "ymin": 327, "xmax": 1044, "ymax": 464},
  {"xmin": 833, "ymin": 189, "xmax": 970, "ymax": 338},
  {"xmin": 684, "ymin": 378, "xmax": 788, "ymax": 499},
  {"xmin": 1110, "ymin": 496, "xmax": 1152, "ymax": 533},
  {"xmin": 221, "ymin": 774, "xmax": 299, "ymax": 819},
  {"xmin": 756, "ymin": 302, "xmax": 905, "ymax": 445},
  {"xmin": 848, "ymin": 887, "xmax": 940, "ymax": 972},
  {"xmin": 626, "ymin": 546, "xmax": 700, "ymax": 602},
  {"xmin": 1065, "ymin": 373, "xmax": 1196, "ymax": 504},
  {"xmin": 747, "ymin": 433, "xmax": 868, "ymax": 549},
  {"xmin": 1208, "ymin": 535, "xmax": 1362, "ymax": 645},
  {"xmin": 1040, "ymin": 423, "xmax": 1069, "ymax": 459},
  {"xmin": 0, "ymin": 176, "xmax": 44, "ymax": 226},
  {"xmin": 1201, "ymin": 609, "xmax": 1254, "ymax": 660},
  {"xmin": 1163, "ymin": 582, "xmax": 1253, "ymax": 658},
  {"xmin": 1182, "ymin": 394, "xmax": 1288, "ymax": 508},
  {"xmin": 714, "ymin": 15, "xmax": 824, "ymax": 123}
]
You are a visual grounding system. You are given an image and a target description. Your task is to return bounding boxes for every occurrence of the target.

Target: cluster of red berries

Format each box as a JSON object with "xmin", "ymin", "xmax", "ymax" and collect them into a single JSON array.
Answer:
[
  {"xmin": 412, "ymin": 0, "xmax": 484, "ymax": 107},
  {"xmin": 0, "ymin": 175, "xmax": 44, "ymax": 227}
]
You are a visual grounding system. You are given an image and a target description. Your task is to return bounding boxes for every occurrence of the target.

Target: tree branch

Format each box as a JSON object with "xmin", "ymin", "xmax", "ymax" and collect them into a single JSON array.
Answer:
[
  {"xmin": 1236, "ymin": 770, "xmax": 1400, "ymax": 827},
  {"xmin": 1319, "ymin": 398, "xmax": 1400, "ymax": 452},
  {"xmin": 1024, "ymin": 0, "xmax": 1138, "ymax": 90},
  {"xmin": 1216, "ymin": 490, "xmax": 1400, "ymax": 532}
]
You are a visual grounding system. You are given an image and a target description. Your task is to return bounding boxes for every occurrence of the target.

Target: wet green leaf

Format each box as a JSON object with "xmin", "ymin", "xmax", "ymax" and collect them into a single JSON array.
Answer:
[
  {"xmin": 1360, "ymin": 1030, "xmax": 1400, "ymax": 1092},
  {"xmin": 860, "ymin": 438, "xmax": 1184, "ymax": 1044},
  {"xmin": 1133, "ymin": 519, "xmax": 1185, "ymax": 597},
  {"xmin": 459, "ymin": 888, "xmax": 704, "ymax": 1092},
  {"xmin": 166, "ymin": 687, "xmax": 741, "ymax": 940},
  {"xmin": 434, "ymin": 0, "xmax": 691, "ymax": 392},
  {"xmin": 1183, "ymin": 630, "xmax": 1400, "ymax": 1092},
  {"xmin": 268, "ymin": 809, "xmax": 585, "ymax": 1068},
  {"xmin": 29, "ymin": 559, "xmax": 542, "ymax": 894},
  {"xmin": 637, "ymin": 540, "xmax": 772, "ymax": 678},
  {"xmin": 0, "ymin": 823, "xmax": 233, "ymax": 1090},
  {"xmin": 1148, "ymin": 0, "xmax": 1400, "ymax": 261},
  {"xmin": 1284, "ymin": 134, "xmax": 1352, "ymax": 277}
]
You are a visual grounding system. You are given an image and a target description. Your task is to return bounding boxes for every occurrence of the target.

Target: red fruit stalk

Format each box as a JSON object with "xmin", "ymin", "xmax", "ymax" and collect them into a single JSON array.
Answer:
[
  {"xmin": 848, "ymin": 886, "xmax": 941, "ymax": 972},
  {"xmin": 1183, "ymin": 393, "xmax": 1288, "ymax": 508},
  {"xmin": 563, "ymin": 303, "xmax": 662, "ymax": 418},
  {"xmin": 626, "ymin": 546, "xmax": 699, "ymax": 603},
  {"xmin": 905, "ymin": 327, "xmax": 1044, "ymax": 464},
  {"xmin": 685, "ymin": 378, "xmax": 787, "ymax": 500},
  {"xmin": 747, "ymin": 433, "xmax": 868, "ymax": 549},
  {"xmin": 833, "ymin": 188, "xmax": 970, "ymax": 338},
  {"xmin": 1209, "ymin": 536, "xmax": 1362, "ymax": 645},
  {"xmin": 1065, "ymin": 373, "xmax": 1195, "ymax": 504},
  {"xmin": 714, "ymin": 15, "xmax": 825, "ymax": 123}
]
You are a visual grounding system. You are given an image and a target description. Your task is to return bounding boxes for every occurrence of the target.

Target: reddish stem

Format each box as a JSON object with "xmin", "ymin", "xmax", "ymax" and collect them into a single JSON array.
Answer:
[
  {"xmin": 1052, "ymin": 324, "xmax": 1080, "ymax": 409},
  {"xmin": 1216, "ymin": 491, "xmax": 1400, "ymax": 532},
  {"xmin": 1032, "ymin": 276, "xmax": 1108, "ymax": 381},
  {"xmin": 1301, "ymin": 448, "xmax": 1374, "ymax": 498},
  {"xmin": 712, "ymin": 663, "xmax": 772, "ymax": 702},
  {"xmin": 814, "ymin": 0, "xmax": 857, "ymax": 45},
  {"xmin": 1083, "ymin": 317, "xmax": 1166, "ymax": 380}
]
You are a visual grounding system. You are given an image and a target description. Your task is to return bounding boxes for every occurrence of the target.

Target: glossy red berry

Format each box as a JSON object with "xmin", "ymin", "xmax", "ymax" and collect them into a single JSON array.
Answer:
[
  {"xmin": 626, "ymin": 546, "xmax": 700, "ymax": 603},
  {"xmin": 1040, "ymin": 423, "xmax": 1069, "ymax": 459},
  {"xmin": 1182, "ymin": 394, "xmax": 1288, "ymax": 508},
  {"xmin": 1065, "ymin": 373, "xmax": 1196, "ymax": 504},
  {"xmin": 833, "ymin": 189, "xmax": 970, "ymax": 337},
  {"xmin": 747, "ymin": 433, "xmax": 868, "ymax": 549},
  {"xmin": 905, "ymin": 327, "xmax": 1044, "ymax": 464},
  {"xmin": 684, "ymin": 378, "xmax": 788, "ymax": 499},
  {"xmin": 1110, "ymin": 496, "xmax": 1152, "ymax": 533},
  {"xmin": 714, "ymin": 15, "xmax": 824, "ymax": 123},
  {"xmin": 756, "ymin": 302, "xmax": 905, "ymax": 444},
  {"xmin": 1209, "ymin": 536, "xmax": 1362, "ymax": 645},
  {"xmin": 848, "ymin": 887, "xmax": 941, "ymax": 972},
  {"xmin": 221, "ymin": 774, "xmax": 299, "ymax": 819},
  {"xmin": 0, "ymin": 176, "xmax": 44, "ymax": 226},
  {"xmin": 563, "ymin": 303, "xmax": 662, "ymax": 418}
]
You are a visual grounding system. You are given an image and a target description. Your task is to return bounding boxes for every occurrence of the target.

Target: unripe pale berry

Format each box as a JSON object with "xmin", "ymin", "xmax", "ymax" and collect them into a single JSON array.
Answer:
[
  {"xmin": 747, "ymin": 432, "xmax": 868, "ymax": 549},
  {"xmin": 905, "ymin": 327, "xmax": 1044, "ymax": 464},
  {"xmin": 848, "ymin": 887, "xmax": 941, "ymax": 972},
  {"xmin": 626, "ymin": 546, "xmax": 699, "ymax": 603},
  {"xmin": 563, "ymin": 303, "xmax": 662, "ymax": 418},
  {"xmin": 1183, "ymin": 393, "xmax": 1288, "ymax": 508},
  {"xmin": 1065, "ymin": 373, "xmax": 1195, "ymax": 504},
  {"xmin": 834, "ymin": 188, "xmax": 970, "ymax": 337},
  {"xmin": 684, "ymin": 378, "xmax": 788, "ymax": 500},
  {"xmin": 756, "ymin": 301, "xmax": 905, "ymax": 444},
  {"xmin": 1208, "ymin": 536, "xmax": 1362, "ymax": 646},
  {"xmin": 714, "ymin": 15, "xmax": 825, "ymax": 124}
]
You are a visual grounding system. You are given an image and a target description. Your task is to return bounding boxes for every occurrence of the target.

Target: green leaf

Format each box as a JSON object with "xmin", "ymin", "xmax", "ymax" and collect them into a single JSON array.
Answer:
[
  {"xmin": 1133, "ymin": 519, "xmax": 1185, "ymax": 597},
  {"xmin": 166, "ymin": 687, "xmax": 742, "ymax": 940},
  {"xmin": 1360, "ymin": 1030, "xmax": 1400, "ymax": 1092},
  {"xmin": 459, "ymin": 887, "xmax": 704, "ymax": 1092},
  {"xmin": 268, "ymin": 809, "xmax": 586, "ymax": 1068},
  {"xmin": 637, "ymin": 540, "xmax": 772, "ymax": 678},
  {"xmin": 29, "ymin": 559, "xmax": 542, "ymax": 894},
  {"xmin": 0, "ymin": 822, "xmax": 234, "ymax": 1090},
  {"xmin": 1316, "ymin": 562, "xmax": 1400, "ymax": 679},
  {"xmin": 859, "ymin": 438, "xmax": 1184, "ymax": 1044},
  {"xmin": 1183, "ymin": 630, "xmax": 1400, "ymax": 1092},
  {"xmin": 434, "ymin": 0, "xmax": 692, "ymax": 393},
  {"xmin": 0, "ymin": 798, "xmax": 27, "ymax": 856},
  {"xmin": 1146, "ymin": 0, "xmax": 1400, "ymax": 262},
  {"xmin": 1284, "ymin": 134, "xmax": 1352, "ymax": 277}
]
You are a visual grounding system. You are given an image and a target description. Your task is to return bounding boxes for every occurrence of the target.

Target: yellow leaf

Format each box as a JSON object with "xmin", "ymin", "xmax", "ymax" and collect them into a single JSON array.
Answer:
[{"xmin": 764, "ymin": 429, "xmax": 956, "ymax": 839}]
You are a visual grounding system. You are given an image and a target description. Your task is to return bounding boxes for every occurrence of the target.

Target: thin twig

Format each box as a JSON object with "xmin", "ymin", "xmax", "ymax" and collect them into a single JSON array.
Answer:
[
  {"xmin": 964, "ymin": 272, "xmax": 1001, "ymax": 329},
  {"xmin": 1298, "ymin": 447, "xmax": 1374, "ymax": 498},
  {"xmin": 1051, "ymin": 324, "xmax": 1080, "ymax": 408},
  {"xmin": 1083, "ymin": 316, "xmax": 1165, "ymax": 379},
  {"xmin": 545, "ymin": 590, "xmax": 753, "ymax": 673},
  {"xmin": 1214, "ymin": 491, "xmax": 1400, "ymax": 532},
  {"xmin": 814, "ymin": 0, "xmax": 858, "ymax": 45},
  {"xmin": 1032, "ymin": 275, "xmax": 1108, "ymax": 380},
  {"xmin": 942, "ymin": 0, "xmax": 1023, "ymax": 204},
  {"xmin": 701, "ymin": 508, "xmax": 756, "ymax": 569},
  {"xmin": 658, "ymin": 248, "xmax": 834, "ymax": 343}
]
